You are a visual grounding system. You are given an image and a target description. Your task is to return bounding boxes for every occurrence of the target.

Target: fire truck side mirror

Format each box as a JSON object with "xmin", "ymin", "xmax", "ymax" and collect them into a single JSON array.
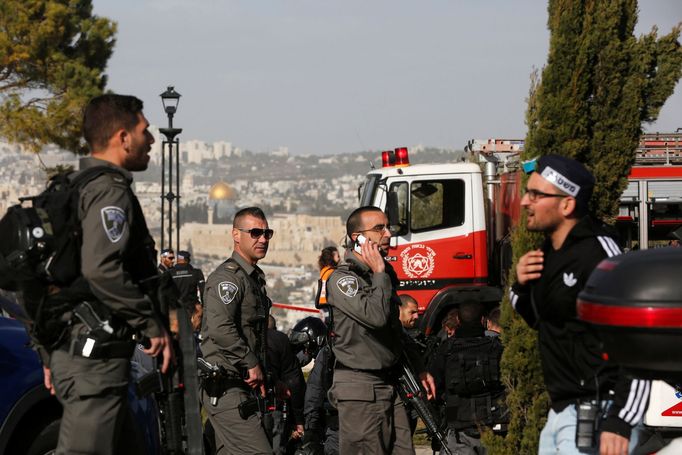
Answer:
[
  {"xmin": 386, "ymin": 191, "xmax": 407, "ymax": 237},
  {"xmin": 386, "ymin": 191, "xmax": 399, "ymax": 223}
]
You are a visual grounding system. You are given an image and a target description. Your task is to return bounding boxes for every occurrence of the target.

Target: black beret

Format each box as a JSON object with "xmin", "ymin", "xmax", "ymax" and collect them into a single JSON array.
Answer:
[{"xmin": 177, "ymin": 250, "xmax": 191, "ymax": 261}]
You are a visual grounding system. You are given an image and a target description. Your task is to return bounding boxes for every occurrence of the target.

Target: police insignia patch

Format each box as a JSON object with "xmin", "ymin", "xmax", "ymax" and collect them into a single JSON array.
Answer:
[
  {"xmin": 218, "ymin": 281, "xmax": 239, "ymax": 305},
  {"xmin": 100, "ymin": 206, "xmax": 127, "ymax": 243},
  {"xmin": 336, "ymin": 276, "xmax": 358, "ymax": 298}
]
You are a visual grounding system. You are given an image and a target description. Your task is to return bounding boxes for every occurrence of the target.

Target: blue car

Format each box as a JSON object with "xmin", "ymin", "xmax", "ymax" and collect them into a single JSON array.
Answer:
[
  {"xmin": 0, "ymin": 296, "xmax": 161, "ymax": 455},
  {"xmin": 0, "ymin": 301, "xmax": 62, "ymax": 455}
]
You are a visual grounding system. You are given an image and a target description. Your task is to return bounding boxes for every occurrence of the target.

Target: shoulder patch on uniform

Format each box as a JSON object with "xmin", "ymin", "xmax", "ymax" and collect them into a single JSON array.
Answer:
[
  {"xmin": 336, "ymin": 275, "xmax": 358, "ymax": 298},
  {"xmin": 224, "ymin": 263, "xmax": 239, "ymax": 272},
  {"xmin": 100, "ymin": 206, "xmax": 127, "ymax": 243},
  {"xmin": 218, "ymin": 281, "xmax": 239, "ymax": 305}
]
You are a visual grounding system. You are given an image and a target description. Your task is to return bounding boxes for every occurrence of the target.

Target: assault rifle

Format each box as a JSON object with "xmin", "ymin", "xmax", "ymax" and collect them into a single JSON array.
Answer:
[
  {"xmin": 398, "ymin": 364, "xmax": 452, "ymax": 455},
  {"xmin": 135, "ymin": 275, "xmax": 204, "ymax": 455},
  {"xmin": 243, "ymin": 373, "xmax": 282, "ymax": 420}
]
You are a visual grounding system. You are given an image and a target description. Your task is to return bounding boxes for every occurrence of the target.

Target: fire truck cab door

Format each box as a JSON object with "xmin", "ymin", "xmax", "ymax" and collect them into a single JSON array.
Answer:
[{"xmin": 380, "ymin": 173, "xmax": 479, "ymax": 291}]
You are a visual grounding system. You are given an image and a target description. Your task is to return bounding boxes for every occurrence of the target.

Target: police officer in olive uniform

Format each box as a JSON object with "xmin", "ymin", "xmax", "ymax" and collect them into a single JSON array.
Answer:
[
  {"xmin": 327, "ymin": 206, "xmax": 436, "ymax": 455},
  {"xmin": 43, "ymin": 94, "xmax": 174, "ymax": 455},
  {"xmin": 200, "ymin": 206, "xmax": 273, "ymax": 454}
]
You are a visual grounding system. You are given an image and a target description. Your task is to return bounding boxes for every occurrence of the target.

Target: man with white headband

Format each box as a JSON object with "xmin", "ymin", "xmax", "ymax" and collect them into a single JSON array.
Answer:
[{"xmin": 511, "ymin": 155, "xmax": 648, "ymax": 455}]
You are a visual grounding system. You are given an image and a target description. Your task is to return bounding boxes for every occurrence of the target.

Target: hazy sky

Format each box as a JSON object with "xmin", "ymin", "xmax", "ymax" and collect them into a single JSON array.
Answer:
[{"xmin": 92, "ymin": 1, "xmax": 681, "ymax": 155}]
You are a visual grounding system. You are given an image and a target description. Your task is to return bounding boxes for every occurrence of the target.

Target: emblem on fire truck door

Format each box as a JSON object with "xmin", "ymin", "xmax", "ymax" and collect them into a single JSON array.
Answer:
[{"xmin": 400, "ymin": 244, "xmax": 436, "ymax": 279}]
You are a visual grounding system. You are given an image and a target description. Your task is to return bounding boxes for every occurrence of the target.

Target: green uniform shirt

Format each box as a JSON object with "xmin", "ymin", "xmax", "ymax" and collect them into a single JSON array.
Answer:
[
  {"xmin": 328, "ymin": 252, "xmax": 407, "ymax": 371},
  {"xmin": 201, "ymin": 251, "xmax": 270, "ymax": 376},
  {"xmin": 77, "ymin": 157, "xmax": 162, "ymax": 339}
]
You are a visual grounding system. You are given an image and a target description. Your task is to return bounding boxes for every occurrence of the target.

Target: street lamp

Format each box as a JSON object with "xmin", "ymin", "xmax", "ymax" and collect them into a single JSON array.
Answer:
[{"xmin": 159, "ymin": 86, "xmax": 183, "ymax": 254}]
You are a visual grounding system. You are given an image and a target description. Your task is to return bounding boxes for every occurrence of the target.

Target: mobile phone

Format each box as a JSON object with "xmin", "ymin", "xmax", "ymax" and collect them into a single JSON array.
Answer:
[{"xmin": 354, "ymin": 234, "xmax": 367, "ymax": 254}]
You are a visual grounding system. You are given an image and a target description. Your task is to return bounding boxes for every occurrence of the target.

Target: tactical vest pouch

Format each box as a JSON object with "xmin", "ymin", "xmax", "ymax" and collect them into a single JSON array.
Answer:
[
  {"xmin": 444, "ymin": 336, "xmax": 508, "ymax": 430},
  {"xmin": 446, "ymin": 337, "xmax": 503, "ymax": 396},
  {"xmin": 446, "ymin": 387, "xmax": 508, "ymax": 430}
]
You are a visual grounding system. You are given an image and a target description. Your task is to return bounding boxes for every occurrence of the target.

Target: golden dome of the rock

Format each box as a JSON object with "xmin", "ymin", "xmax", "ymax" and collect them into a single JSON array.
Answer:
[{"xmin": 209, "ymin": 182, "xmax": 235, "ymax": 200}]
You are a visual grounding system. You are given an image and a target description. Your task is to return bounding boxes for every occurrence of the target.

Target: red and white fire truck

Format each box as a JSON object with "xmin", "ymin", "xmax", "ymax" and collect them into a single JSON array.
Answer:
[
  {"xmin": 358, "ymin": 133, "xmax": 682, "ymax": 336},
  {"xmin": 360, "ymin": 134, "xmax": 682, "ymax": 431}
]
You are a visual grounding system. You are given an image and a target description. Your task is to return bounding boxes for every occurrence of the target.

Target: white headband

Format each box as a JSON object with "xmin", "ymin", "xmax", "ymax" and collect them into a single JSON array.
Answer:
[{"xmin": 541, "ymin": 166, "xmax": 580, "ymax": 197}]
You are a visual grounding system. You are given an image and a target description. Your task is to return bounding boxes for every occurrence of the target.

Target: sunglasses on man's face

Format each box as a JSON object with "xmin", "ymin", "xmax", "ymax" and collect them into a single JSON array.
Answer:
[{"xmin": 237, "ymin": 228, "xmax": 274, "ymax": 240}]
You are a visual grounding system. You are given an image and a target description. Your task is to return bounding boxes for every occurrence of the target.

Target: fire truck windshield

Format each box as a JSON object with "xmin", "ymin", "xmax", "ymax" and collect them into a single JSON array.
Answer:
[{"xmin": 360, "ymin": 174, "xmax": 380, "ymax": 206}]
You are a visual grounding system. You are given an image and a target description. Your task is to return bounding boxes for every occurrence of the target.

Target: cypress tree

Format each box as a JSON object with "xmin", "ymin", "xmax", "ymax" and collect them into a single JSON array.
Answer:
[{"xmin": 484, "ymin": 2, "xmax": 681, "ymax": 453}]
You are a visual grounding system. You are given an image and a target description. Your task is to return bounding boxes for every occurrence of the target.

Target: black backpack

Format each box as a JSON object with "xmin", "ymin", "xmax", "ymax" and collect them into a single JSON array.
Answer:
[
  {"xmin": 444, "ymin": 336, "xmax": 509, "ymax": 430},
  {"xmin": 0, "ymin": 166, "xmax": 120, "ymax": 344},
  {"xmin": 0, "ymin": 166, "xmax": 120, "ymax": 290}
]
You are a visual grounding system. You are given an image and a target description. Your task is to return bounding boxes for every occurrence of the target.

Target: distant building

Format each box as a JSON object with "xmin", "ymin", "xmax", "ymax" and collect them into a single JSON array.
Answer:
[
  {"xmin": 270, "ymin": 146, "xmax": 289, "ymax": 157},
  {"xmin": 181, "ymin": 212, "xmax": 344, "ymax": 268}
]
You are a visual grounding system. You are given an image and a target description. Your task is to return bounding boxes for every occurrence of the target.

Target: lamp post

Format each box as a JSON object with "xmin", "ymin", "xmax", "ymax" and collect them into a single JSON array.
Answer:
[{"xmin": 159, "ymin": 86, "xmax": 183, "ymax": 254}]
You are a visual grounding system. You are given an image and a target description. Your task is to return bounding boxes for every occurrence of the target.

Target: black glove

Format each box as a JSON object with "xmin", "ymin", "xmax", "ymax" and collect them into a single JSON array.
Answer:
[
  {"xmin": 294, "ymin": 441, "xmax": 324, "ymax": 455},
  {"xmin": 295, "ymin": 430, "xmax": 324, "ymax": 455}
]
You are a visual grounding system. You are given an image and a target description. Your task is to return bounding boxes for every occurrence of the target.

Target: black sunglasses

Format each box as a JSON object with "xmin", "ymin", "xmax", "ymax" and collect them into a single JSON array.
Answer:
[{"xmin": 237, "ymin": 228, "xmax": 274, "ymax": 240}]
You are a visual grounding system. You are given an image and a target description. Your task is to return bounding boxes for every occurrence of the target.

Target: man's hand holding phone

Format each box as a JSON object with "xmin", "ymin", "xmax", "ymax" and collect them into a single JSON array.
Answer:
[{"xmin": 355, "ymin": 234, "xmax": 385, "ymax": 273}]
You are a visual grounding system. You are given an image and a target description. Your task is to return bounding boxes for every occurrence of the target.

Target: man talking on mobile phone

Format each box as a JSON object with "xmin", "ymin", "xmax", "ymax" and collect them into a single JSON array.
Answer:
[{"xmin": 327, "ymin": 206, "xmax": 435, "ymax": 455}]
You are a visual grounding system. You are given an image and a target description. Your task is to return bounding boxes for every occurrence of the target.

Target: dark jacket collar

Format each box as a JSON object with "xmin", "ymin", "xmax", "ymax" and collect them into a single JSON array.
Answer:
[
  {"xmin": 79, "ymin": 156, "xmax": 133, "ymax": 183},
  {"xmin": 546, "ymin": 215, "xmax": 611, "ymax": 252},
  {"xmin": 456, "ymin": 324, "xmax": 486, "ymax": 338}
]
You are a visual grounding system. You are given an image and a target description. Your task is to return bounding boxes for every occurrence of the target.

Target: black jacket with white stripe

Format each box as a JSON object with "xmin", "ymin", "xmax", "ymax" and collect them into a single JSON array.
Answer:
[{"xmin": 510, "ymin": 216, "xmax": 649, "ymax": 438}]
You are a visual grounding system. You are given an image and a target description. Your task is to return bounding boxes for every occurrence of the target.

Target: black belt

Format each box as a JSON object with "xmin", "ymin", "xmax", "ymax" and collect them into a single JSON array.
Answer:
[
  {"xmin": 200, "ymin": 374, "xmax": 247, "ymax": 398},
  {"xmin": 60, "ymin": 336, "xmax": 135, "ymax": 359}
]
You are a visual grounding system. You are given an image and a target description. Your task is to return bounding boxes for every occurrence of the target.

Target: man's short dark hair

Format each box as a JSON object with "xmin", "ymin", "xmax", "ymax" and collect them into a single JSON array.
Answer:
[
  {"xmin": 458, "ymin": 301, "xmax": 484, "ymax": 326},
  {"xmin": 83, "ymin": 94, "xmax": 144, "ymax": 151},
  {"xmin": 399, "ymin": 294, "xmax": 418, "ymax": 308},
  {"xmin": 487, "ymin": 306, "xmax": 501, "ymax": 326},
  {"xmin": 318, "ymin": 246, "xmax": 339, "ymax": 269},
  {"xmin": 346, "ymin": 206, "xmax": 384, "ymax": 237},
  {"xmin": 233, "ymin": 207, "xmax": 267, "ymax": 227}
]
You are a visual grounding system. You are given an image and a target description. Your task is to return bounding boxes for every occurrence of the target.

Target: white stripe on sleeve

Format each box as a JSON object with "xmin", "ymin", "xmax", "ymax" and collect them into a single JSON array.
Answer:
[
  {"xmin": 620, "ymin": 379, "xmax": 648, "ymax": 424},
  {"xmin": 597, "ymin": 236, "xmax": 619, "ymax": 257},
  {"xmin": 509, "ymin": 290, "xmax": 519, "ymax": 310}
]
